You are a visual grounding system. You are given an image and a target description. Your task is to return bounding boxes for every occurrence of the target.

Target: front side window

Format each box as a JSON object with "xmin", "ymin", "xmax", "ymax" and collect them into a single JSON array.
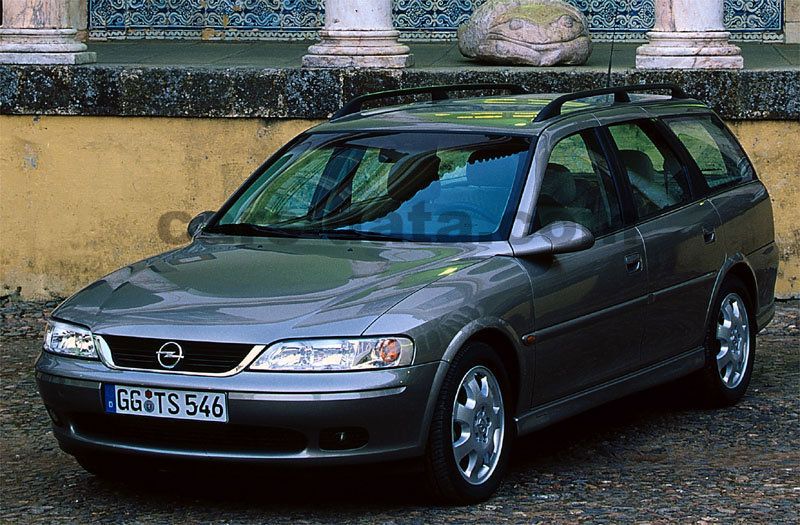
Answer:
[
  {"xmin": 608, "ymin": 120, "xmax": 692, "ymax": 220},
  {"xmin": 664, "ymin": 116, "xmax": 755, "ymax": 191},
  {"xmin": 535, "ymin": 130, "xmax": 622, "ymax": 236},
  {"xmin": 209, "ymin": 132, "xmax": 532, "ymax": 242}
]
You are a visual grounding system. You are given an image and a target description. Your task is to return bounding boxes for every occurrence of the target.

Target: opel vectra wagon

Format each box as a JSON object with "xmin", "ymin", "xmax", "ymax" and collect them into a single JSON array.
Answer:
[{"xmin": 37, "ymin": 84, "xmax": 778, "ymax": 503}]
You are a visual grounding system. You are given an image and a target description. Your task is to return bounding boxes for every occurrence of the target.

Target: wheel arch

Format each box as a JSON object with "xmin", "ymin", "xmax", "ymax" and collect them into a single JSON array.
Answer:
[
  {"xmin": 419, "ymin": 317, "xmax": 530, "ymax": 446},
  {"xmin": 705, "ymin": 255, "xmax": 759, "ymax": 330},
  {"xmin": 464, "ymin": 328, "xmax": 523, "ymax": 412}
]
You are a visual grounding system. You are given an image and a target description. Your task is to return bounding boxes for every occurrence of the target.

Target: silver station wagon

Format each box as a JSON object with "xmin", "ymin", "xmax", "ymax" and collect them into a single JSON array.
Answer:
[{"xmin": 37, "ymin": 84, "xmax": 778, "ymax": 503}]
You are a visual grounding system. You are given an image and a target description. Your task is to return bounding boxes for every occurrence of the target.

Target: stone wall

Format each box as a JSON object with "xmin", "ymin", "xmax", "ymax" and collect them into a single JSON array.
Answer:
[
  {"xmin": 1, "ymin": 66, "xmax": 798, "ymax": 120},
  {"xmin": 1, "ymin": 115, "xmax": 797, "ymax": 299}
]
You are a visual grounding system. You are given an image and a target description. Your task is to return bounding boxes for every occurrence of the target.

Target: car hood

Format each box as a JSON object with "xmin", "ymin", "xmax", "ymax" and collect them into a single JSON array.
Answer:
[{"xmin": 53, "ymin": 236, "xmax": 492, "ymax": 344}]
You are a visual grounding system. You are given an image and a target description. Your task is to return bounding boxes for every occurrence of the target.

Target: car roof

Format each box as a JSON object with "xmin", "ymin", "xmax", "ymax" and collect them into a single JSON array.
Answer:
[{"xmin": 312, "ymin": 92, "xmax": 709, "ymax": 136}]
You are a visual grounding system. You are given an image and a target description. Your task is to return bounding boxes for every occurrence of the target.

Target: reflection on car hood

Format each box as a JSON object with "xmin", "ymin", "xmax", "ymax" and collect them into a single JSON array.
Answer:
[{"xmin": 53, "ymin": 236, "xmax": 489, "ymax": 344}]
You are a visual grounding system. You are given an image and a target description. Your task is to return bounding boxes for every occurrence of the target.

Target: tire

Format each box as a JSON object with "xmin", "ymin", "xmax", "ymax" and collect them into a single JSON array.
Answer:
[
  {"xmin": 424, "ymin": 341, "xmax": 514, "ymax": 504},
  {"xmin": 695, "ymin": 276, "xmax": 756, "ymax": 407}
]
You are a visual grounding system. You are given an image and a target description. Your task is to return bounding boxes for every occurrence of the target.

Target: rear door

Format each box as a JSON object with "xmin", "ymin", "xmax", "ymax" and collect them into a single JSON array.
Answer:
[
  {"xmin": 516, "ymin": 125, "xmax": 648, "ymax": 406},
  {"xmin": 604, "ymin": 119, "xmax": 725, "ymax": 366},
  {"xmin": 662, "ymin": 114, "xmax": 777, "ymax": 314}
]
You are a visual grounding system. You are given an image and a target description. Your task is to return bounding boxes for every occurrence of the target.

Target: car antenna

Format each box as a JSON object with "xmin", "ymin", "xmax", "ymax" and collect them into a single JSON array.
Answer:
[{"xmin": 606, "ymin": 0, "xmax": 619, "ymax": 89}]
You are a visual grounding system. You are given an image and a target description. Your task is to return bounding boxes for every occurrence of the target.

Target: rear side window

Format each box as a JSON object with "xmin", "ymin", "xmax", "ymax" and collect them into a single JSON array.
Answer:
[
  {"xmin": 664, "ymin": 116, "xmax": 755, "ymax": 191},
  {"xmin": 607, "ymin": 121, "xmax": 692, "ymax": 220},
  {"xmin": 535, "ymin": 130, "xmax": 623, "ymax": 236}
]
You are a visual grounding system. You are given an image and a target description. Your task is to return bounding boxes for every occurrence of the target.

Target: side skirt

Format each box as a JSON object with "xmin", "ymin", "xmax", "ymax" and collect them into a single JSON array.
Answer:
[{"xmin": 515, "ymin": 346, "xmax": 706, "ymax": 436}]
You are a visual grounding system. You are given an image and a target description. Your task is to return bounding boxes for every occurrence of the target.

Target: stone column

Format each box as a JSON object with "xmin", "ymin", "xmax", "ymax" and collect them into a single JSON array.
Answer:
[
  {"xmin": 636, "ymin": 0, "xmax": 743, "ymax": 69},
  {"xmin": 0, "ymin": 0, "xmax": 96, "ymax": 64},
  {"xmin": 303, "ymin": 0, "xmax": 413, "ymax": 68},
  {"xmin": 786, "ymin": 0, "xmax": 800, "ymax": 44}
]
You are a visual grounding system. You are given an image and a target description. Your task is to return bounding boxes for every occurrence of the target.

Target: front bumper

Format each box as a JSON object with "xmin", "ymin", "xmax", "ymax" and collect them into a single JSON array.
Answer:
[{"xmin": 35, "ymin": 352, "xmax": 444, "ymax": 465}]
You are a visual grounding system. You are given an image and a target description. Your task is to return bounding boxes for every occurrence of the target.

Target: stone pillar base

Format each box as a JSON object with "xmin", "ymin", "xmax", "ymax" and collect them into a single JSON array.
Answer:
[
  {"xmin": 636, "ymin": 31, "xmax": 743, "ymax": 69},
  {"xmin": 303, "ymin": 53, "xmax": 413, "ymax": 68},
  {"xmin": 0, "ymin": 28, "xmax": 96, "ymax": 65},
  {"xmin": 302, "ymin": 29, "xmax": 414, "ymax": 69}
]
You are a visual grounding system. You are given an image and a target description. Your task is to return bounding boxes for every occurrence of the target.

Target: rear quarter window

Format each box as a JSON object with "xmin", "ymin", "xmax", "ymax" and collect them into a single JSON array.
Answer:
[{"xmin": 664, "ymin": 116, "xmax": 755, "ymax": 192}]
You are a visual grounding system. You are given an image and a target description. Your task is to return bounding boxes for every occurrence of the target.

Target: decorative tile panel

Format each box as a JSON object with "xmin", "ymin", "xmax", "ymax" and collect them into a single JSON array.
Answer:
[{"xmin": 89, "ymin": 0, "xmax": 785, "ymax": 41}]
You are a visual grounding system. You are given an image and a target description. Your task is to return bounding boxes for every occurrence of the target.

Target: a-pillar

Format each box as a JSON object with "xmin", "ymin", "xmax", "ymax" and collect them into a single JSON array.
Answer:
[
  {"xmin": 636, "ymin": 0, "xmax": 743, "ymax": 69},
  {"xmin": 303, "ymin": 0, "xmax": 413, "ymax": 68}
]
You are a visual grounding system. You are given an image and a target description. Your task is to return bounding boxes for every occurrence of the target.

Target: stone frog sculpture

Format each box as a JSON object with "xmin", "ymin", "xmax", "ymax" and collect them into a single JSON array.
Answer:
[{"xmin": 459, "ymin": 0, "xmax": 592, "ymax": 66}]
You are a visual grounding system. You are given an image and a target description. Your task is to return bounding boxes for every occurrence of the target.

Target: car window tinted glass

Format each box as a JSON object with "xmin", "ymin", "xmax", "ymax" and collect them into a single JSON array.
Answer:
[
  {"xmin": 608, "ymin": 121, "xmax": 692, "ymax": 219},
  {"xmin": 211, "ymin": 132, "xmax": 532, "ymax": 242},
  {"xmin": 665, "ymin": 116, "xmax": 755, "ymax": 191},
  {"xmin": 535, "ymin": 130, "xmax": 622, "ymax": 236}
]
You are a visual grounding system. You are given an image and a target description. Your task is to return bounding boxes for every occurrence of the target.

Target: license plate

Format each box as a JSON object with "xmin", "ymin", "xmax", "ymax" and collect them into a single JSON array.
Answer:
[{"xmin": 103, "ymin": 384, "xmax": 228, "ymax": 423}]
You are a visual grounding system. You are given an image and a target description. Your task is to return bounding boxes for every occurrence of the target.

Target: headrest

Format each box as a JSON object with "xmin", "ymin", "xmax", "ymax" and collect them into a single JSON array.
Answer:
[
  {"xmin": 387, "ymin": 155, "xmax": 441, "ymax": 201},
  {"xmin": 465, "ymin": 148, "xmax": 522, "ymax": 186},
  {"xmin": 618, "ymin": 149, "xmax": 656, "ymax": 178},
  {"xmin": 540, "ymin": 163, "xmax": 576, "ymax": 206}
]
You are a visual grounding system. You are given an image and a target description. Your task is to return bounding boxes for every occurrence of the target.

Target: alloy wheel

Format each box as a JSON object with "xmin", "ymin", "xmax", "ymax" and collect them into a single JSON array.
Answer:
[
  {"xmin": 451, "ymin": 365, "xmax": 505, "ymax": 485},
  {"xmin": 716, "ymin": 292, "xmax": 751, "ymax": 389}
]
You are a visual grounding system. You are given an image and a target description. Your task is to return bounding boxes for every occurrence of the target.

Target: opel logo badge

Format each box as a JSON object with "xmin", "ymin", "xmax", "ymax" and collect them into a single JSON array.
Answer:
[{"xmin": 156, "ymin": 341, "xmax": 184, "ymax": 369}]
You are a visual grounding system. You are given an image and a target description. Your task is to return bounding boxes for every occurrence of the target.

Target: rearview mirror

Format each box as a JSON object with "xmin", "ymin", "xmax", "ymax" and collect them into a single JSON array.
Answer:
[
  {"xmin": 510, "ymin": 221, "xmax": 595, "ymax": 257},
  {"xmin": 187, "ymin": 210, "xmax": 216, "ymax": 238}
]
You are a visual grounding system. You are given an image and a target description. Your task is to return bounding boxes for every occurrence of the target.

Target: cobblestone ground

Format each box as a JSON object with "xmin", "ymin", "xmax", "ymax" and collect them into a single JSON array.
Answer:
[{"xmin": 1, "ymin": 298, "xmax": 798, "ymax": 524}]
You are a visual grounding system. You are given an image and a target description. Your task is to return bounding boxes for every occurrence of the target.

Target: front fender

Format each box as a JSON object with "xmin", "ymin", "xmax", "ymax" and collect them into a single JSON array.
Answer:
[{"xmin": 363, "ymin": 256, "xmax": 535, "ymax": 442}]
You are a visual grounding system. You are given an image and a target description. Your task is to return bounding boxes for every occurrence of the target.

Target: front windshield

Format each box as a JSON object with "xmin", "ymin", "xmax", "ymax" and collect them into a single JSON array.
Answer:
[{"xmin": 208, "ymin": 132, "xmax": 533, "ymax": 242}]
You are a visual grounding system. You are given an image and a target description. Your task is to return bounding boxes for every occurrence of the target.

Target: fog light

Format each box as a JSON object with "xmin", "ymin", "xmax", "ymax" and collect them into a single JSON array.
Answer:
[{"xmin": 319, "ymin": 427, "xmax": 368, "ymax": 451}]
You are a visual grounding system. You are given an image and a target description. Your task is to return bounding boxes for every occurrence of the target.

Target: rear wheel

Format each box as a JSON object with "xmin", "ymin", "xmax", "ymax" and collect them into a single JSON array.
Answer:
[
  {"xmin": 425, "ymin": 342, "xmax": 513, "ymax": 504},
  {"xmin": 695, "ymin": 276, "xmax": 756, "ymax": 407}
]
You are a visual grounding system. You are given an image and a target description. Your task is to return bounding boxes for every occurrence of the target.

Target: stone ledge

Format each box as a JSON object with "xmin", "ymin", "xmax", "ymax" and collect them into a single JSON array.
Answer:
[{"xmin": 0, "ymin": 65, "xmax": 798, "ymax": 120}]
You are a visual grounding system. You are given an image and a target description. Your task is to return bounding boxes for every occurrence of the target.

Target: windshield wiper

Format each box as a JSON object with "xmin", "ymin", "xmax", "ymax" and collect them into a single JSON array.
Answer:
[
  {"xmin": 205, "ymin": 223, "xmax": 307, "ymax": 238},
  {"xmin": 314, "ymin": 228, "xmax": 406, "ymax": 241}
]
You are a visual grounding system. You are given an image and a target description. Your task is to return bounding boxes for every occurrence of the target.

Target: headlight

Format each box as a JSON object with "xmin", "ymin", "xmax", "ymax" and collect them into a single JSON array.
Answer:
[
  {"xmin": 250, "ymin": 337, "xmax": 414, "ymax": 371},
  {"xmin": 43, "ymin": 320, "xmax": 98, "ymax": 359}
]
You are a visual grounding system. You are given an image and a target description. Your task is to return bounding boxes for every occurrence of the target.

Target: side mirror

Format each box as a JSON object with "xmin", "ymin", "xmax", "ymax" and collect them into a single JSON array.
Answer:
[
  {"xmin": 187, "ymin": 210, "xmax": 215, "ymax": 238},
  {"xmin": 510, "ymin": 221, "xmax": 595, "ymax": 257}
]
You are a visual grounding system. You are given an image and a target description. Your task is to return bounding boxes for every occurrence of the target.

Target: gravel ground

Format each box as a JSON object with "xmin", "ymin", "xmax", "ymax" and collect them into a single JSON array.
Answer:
[{"xmin": 1, "ymin": 297, "xmax": 798, "ymax": 524}]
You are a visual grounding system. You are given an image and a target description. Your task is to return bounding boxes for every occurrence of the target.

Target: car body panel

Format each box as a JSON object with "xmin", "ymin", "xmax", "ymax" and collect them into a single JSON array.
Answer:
[
  {"xmin": 52, "ymin": 236, "xmax": 504, "ymax": 346},
  {"xmin": 519, "ymin": 227, "xmax": 649, "ymax": 405},
  {"xmin": 635, "ymin": 201, "xmax": 725, "ymax": 365},
  {"xmin": 710, "ymin": 181, "xmax": 778, "ymax": 311},
  {"xmin": 364, "ymin": 256, "xmax": 534, "ymax": 410},
  {"xmin": 37, "ymin": 359, "xmax": 444, "ymax": 462}
]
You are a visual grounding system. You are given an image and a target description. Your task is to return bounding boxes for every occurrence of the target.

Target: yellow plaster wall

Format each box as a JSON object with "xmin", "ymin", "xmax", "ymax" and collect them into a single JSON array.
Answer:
[
  {"xmin": 729, "ymin": 121, "xmax": 800, "ymax": 298},
  {"xmin": 0, "ymin": 116, "xmax": 798, "ymax": 299},
  {"xmin": 0, "ymin": 116, "xmax": 321, "ymax": 299}
]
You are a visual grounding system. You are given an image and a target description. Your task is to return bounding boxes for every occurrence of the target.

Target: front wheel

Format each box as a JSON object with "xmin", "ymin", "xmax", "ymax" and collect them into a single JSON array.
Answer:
[{"xmin": 424, "ymin": 342, "xmax": 513, "ymax": 504}]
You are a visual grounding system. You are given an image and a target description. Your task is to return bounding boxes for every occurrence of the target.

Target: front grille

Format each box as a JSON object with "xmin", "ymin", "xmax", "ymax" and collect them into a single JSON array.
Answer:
[
  {"xmin": 72, "ymin": 413, "xmax": 307, "ymax": 453},
  {"xmin": 102, "ymin": 334, "xmax": 254, "ymax": 374}
]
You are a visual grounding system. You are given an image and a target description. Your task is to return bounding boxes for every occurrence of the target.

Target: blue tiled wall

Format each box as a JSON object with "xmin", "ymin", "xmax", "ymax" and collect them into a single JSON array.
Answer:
[{"xmin": 89, "ymin": 0, "xmax": 785, "ymax": 41}]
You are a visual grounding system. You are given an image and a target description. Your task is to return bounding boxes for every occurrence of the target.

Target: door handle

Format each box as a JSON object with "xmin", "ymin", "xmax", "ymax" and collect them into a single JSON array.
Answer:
[
  {"xmin": 625, "ymin": 253, "xmax": 643, "ymax": 274},
  {"xmin": 703, "ymin": 228, "xmax": 716, "ymax": 244}
]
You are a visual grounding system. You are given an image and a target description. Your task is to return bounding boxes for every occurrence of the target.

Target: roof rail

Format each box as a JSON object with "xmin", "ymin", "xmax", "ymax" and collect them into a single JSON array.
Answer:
[
  {"xmin": 533, "ymin": 83, "xmax": 689, "ymax": 123},
  {"xmin": 331, "ymin": 83, "xmax": 528, "ymax": 120}
]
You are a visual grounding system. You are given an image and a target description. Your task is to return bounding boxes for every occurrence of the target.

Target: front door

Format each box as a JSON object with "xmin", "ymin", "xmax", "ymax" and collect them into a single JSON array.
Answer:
[{"xmin": 517, "ymin": 128, "xmax": 648, "ymax": 406}]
